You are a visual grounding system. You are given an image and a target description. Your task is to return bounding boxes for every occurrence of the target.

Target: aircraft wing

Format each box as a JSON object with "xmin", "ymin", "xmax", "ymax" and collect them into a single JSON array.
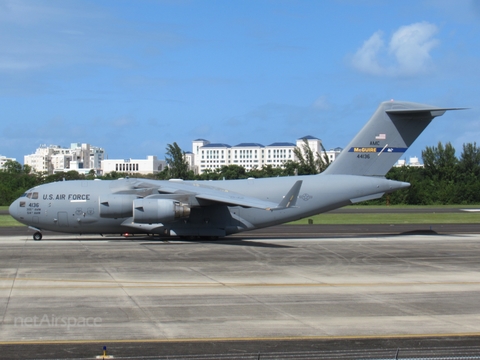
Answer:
[
  {"xmin": 155, "ymin": 180, "xmax": 303, "ymax": 210},
  {"xmin": 195, "ymin": 192, "xmax": 278, "ymax": 209}
]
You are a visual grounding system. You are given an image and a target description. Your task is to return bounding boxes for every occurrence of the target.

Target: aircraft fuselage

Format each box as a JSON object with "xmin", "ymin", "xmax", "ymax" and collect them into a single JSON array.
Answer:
[{"xmin": 8, "ymin": 175, "xmax": 407, "ymax": 238}]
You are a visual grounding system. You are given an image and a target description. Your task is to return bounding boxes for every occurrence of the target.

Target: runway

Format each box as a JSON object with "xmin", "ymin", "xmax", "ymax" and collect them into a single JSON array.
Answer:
[{"xmin": 1, "ymin": 225, "xmax": 480, "ymax": 359}]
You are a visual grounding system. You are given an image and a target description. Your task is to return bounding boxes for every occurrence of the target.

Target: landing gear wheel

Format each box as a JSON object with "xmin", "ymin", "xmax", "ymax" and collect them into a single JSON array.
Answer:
[{"xmin": 33, "ymin": 232, "xmax": 42, "ymax": 241}]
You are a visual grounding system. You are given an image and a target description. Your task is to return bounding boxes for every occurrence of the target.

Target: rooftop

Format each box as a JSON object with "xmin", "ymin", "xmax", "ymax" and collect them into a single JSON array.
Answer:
[
  {"xmin": 234, "ymin": 143, "xmax": 265, "ymax": 147},
  {"xmin": 202, "ymin": 143, "xmax": 232, "ymax": 148},
  {"xmin": 298, "ymin": 135, "xmax": 320, "ymax": 140},
  {"xmin": 267, "ymin": 142, "xmax": 296, "ymax": 147}
]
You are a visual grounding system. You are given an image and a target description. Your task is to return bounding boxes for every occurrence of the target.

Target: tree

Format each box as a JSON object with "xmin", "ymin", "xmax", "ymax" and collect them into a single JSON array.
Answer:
[
  {"xmin": 0, "ymin": 160, "xmax": 41, "ymax": 205},
  {"xmin": 422, "ymin": 141, "xmax": 458, "ymax": 181},
  {"xmin": 86, "ymin": 169, "xmax": 96, "ymax": 180},
  {"xmin": 385, "ymin": 166, "xmax": 430, "ymax": 205},
  {"xmin": 2, "ymin": 160, "xmax": 22, "ymax": 174},
  {"xmin": 459, "ymin": 142, "xmax": 480, "ymax": 176},
  {"xmin": 43, "ymin": 170, "xmax": 84, "ymax": 183},
  {"xmin": 165, "ymin": 142, "xmax": 192, "ymax": 179},
  {"xmin": 421, "ymin": 142, "xmax": 458, "ymax": 204},
  {"xmin": 317, "ymin": 142, "xmax": 331, "ymax": 173},
  {"xmin": 293, "ymin": 139, "xmax": 331, "ymax": 175},
  {"xmin": 218, "ymin": 164, "xmax": 247, "ymax": 179},
  {"xmin": 254, "ymin": 164, "xmax": 284, "ymax": 178},
  {"xmin": 456, "ymin": 142, "xmax": 480, "ymax": 203}
]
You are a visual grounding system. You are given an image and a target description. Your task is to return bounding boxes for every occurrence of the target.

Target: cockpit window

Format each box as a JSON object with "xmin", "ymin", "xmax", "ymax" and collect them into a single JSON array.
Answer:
[
  {"xmin": 32, "ymin": 192, "xmax": 38, "ymax": 199},
  {"xmin": 26, "ymin": 193, "xmax": 32, "ymax": 199}
]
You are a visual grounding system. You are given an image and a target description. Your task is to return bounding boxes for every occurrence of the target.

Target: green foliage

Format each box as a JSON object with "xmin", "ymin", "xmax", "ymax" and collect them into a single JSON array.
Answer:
[
  {"xmin": 0, "ymin": 160, "xmax": 41, "ymax": 205},
  {"xmin": 43, "ymin": 170, "xmax": 85, "ymax": 183},
  {"xmin": 377, "ymin": 141, "xmax": 480, "ymax": 205},
  {"xmin": 100, "ymin": 171, "xmax": 126, "ymax": 180},
  {"xmin": 164, "ymin": 142, "xmax": 194, "ymax": 180},
  {"xmin": 292, "ymin": 139, "xmax": 330, "ymax": 175}
]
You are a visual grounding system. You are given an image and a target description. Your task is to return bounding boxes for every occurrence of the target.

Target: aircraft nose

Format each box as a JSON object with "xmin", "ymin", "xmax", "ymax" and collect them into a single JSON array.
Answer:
[{"xmin": 9, "ymin": 200, "xmax": 18, "ymax": 220}]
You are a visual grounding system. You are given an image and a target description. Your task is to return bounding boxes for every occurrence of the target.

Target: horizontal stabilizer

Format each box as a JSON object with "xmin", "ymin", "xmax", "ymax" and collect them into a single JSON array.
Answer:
[
  {"xmin": 350, "ymin": 193, "xmax": 385, "ymax": 204},
  {"xmin": 386, "ymin": 107, "xmax": 467, "ymax": 117}
]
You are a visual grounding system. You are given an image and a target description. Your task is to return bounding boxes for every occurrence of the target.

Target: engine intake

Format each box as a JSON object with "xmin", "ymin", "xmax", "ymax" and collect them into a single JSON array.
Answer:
[
  {"xmin": 133, "ymin": 198, "xmax": 190, "ymax": 224},
  {"xmin": 99, "ymin": 195, "xmax": 136, "ymax": 218}
]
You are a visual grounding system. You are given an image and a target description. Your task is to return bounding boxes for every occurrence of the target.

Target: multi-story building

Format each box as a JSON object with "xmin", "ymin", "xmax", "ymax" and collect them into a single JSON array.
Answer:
[
  {"xmin": 188, "ymin": 136, "xmax": 342, "ymax": 175},
  {"xmin": 101, "ymin": 156, "xmax": 166, "ymax": 175},
  {"xmin": 24, "ymin": 143, "xmax": 106, "ymax": 175},
  {"xmin": 0, "ymin": 155, "xmax": 16, "ymax": 170},
  {"xmin": 194, "ymin": 141, "xmax": 233, "ymax": 172}
]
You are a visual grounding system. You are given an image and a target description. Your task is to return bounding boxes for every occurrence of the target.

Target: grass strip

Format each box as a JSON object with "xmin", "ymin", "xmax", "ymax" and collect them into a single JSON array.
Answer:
[
  {"xmin": 0, "ymin": 215, "xmax": 25, "ymax": 227},
  {"xmin": 289, "ymin": 212, "xmax": 480, "ymax": 225}
]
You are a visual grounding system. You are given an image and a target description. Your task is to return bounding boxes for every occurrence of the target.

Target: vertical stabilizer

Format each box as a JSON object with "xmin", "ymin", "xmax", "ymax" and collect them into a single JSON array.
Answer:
[{"xmin": 323, "ymin": 101, "xmax": 462, "ymax": 176}]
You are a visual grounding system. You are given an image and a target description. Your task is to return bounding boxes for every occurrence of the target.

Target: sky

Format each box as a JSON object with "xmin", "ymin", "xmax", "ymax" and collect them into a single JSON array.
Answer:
[{"xmin": 1, "ymin": 0, "xmax": 480, "ymax": 164}]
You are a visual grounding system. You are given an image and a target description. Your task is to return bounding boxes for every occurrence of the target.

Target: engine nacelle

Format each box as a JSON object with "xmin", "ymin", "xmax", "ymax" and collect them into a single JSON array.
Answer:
[
  {"xmin": 133, "ymin": 198, "xmax": 191, "ymax": 224},
  {"xmin": 99, "ymin": 194, "xmax": 136, "ymax": 218}
]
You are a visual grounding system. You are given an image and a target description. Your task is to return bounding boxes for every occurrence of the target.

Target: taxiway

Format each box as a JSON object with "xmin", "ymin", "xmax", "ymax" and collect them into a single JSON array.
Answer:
[{"xmin": 1, "ymin": 225, "xmax": 480, "ymax": 359}]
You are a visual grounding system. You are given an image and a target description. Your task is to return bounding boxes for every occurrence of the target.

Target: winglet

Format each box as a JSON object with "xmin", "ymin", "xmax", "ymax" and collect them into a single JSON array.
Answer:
[{"xmin": 271, "ymin": 180, "xmax": 303, "ymax": 210}]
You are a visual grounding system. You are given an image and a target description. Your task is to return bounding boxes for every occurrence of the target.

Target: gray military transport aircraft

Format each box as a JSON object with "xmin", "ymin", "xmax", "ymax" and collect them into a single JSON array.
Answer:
[{"xmin": 9, "ymin": 100, "xmax": 462, "ymax": 241}]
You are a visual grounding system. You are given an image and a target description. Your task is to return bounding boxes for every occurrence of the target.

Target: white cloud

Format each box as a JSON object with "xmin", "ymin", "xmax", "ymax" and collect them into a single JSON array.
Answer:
[
  {"xmin": 312, "ymin": 95, "xmax": 331, "ymax": 110},
  {"xmin": 111, "ymin": 116, "xmax": 135, "ymax": 128},
  {"xmin": 351, "ymin": 22, "xmax": 439, "ymax": 77},
  {"xmin": 351, "ymin": 31, "xmax": 385, "ymax": 76},
  {"xmin": 389, "ymin": 22, "xmax": 439, "ymax": 74}
]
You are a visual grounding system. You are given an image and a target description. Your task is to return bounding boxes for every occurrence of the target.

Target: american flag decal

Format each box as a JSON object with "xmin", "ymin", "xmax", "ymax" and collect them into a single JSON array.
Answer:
[{"xmin": 375, "ymin": 133, "xmax": 386, "ymax": 140}]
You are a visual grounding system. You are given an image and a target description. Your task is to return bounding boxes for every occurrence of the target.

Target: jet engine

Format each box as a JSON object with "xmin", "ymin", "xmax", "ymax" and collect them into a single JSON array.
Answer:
[
  {"xmin": 99, "ymin": 194, "xmax": 136, "ymax": 218},
  {"xmin": 133, "ymin": 198, "xmax": 191, "ymax": 224}
]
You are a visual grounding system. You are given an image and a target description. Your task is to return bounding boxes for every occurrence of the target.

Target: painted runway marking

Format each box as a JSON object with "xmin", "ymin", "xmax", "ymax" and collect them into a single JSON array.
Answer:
[
  {"xmin": 1, "ymin": 277, "xmax": 480, "ymax": 289},
  {"xmin": 1, "ymin": 332, "xmax": 480, "ymax": 345}
]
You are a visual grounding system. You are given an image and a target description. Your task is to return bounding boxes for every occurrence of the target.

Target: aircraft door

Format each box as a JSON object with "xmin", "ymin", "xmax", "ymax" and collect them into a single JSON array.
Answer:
[{"xmin": 57, "ymin": 212, "xmax": 69, "ymax": 227}]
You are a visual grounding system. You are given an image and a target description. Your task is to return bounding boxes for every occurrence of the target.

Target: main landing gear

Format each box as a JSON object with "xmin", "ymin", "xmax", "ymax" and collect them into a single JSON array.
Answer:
[{"xmin": 33, "ymin": 232, "xmax": 43, "ymax": 241}]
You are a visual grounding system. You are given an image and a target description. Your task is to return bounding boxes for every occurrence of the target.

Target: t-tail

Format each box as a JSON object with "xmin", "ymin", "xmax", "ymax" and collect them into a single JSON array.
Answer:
[{"xmin": 323, "ymin": 100, "xmax": 465, "ymax": 177}]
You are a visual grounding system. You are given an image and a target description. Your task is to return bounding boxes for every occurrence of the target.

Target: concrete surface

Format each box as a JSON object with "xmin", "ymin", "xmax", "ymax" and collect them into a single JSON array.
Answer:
[{"xmin": 1, "ymin": 231, "xmax": 480, "ymax": 345}]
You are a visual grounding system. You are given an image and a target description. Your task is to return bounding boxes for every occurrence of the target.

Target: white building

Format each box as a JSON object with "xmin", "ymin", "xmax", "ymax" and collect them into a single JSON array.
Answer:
[
  {"xmin": 264, "ymin": 142, "xmax": 295, "ymax": 168},
  {"xmin": 230, "ymin": 143, "xmax": 265, "ymax": 171},
  {"xmin": 24, "ymin": 143, "xmax": 106, "ymax": 174},
  {"xmin": 0, "ymin": 155, "xmax": 16, "ymax": 169},
  {"xmin": 101, "ymin": 155, "xmax": 166, "ymax": 175},
  {"xmin": 395, "ymin": 156, "xmax": 424, "ymax": 168},
  {"xmin": 197, "ymin": 142, "xmax": 232, "ymax": 172},
  {"xmin": 189, "ymin": 136, "xmax": 342, "ymax": 175}
]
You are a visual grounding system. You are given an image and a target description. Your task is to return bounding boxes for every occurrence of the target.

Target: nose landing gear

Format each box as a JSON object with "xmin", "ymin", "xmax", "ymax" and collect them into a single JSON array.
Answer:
[{"xmin": 33, "ymin": 232, "xmax": 43, "ymax": 241}]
